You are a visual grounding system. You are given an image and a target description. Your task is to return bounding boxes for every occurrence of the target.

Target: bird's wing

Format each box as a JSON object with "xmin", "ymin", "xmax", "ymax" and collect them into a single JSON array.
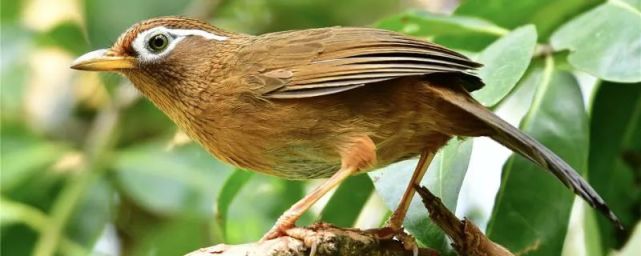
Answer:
[{"xmin": 237, "ymin": 27, "xmax": 483, "ymax": 99}]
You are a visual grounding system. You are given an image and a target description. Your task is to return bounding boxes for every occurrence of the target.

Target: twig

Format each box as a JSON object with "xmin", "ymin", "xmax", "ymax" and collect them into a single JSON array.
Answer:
[{"xmin": 414, "ymin": 185, "xmax": 514, "ymax": 256}]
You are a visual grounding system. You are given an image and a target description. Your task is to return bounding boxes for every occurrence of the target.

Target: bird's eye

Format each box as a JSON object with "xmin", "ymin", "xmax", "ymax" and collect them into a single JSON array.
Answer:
[{"xmin": 147, "ymin": 34, "xmax": 169, "ymax": 52}]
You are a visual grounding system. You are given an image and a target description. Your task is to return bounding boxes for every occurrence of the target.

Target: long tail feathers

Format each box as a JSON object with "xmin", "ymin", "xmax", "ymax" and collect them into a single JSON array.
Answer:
[
  {"xmin": 428, "ymin": 81, "xmax": 623, "ymax": 229},
  {"xmin": 487, "ymin": 113, "xmax": 622, "ymax": 229}
]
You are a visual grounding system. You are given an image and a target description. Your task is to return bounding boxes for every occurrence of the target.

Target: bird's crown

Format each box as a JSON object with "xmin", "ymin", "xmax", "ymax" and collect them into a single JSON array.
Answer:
[{"xmin": 112, "ymin": 16, "xmax": 230, "ymax": 62}]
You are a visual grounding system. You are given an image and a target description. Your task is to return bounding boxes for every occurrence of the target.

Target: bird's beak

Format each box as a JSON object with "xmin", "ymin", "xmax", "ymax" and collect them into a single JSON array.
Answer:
[{"xmin": 71, "ymin": 49, "xmax": 136, "ymax": 71}]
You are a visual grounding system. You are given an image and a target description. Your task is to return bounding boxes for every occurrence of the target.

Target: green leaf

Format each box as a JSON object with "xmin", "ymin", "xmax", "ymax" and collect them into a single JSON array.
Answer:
[
  {"xmin": 113, "ymin": 142, "xmax": 234, "ymax": 217},
  {"xmin": 216, "ymin": 169, "xmax": 254, "ymax": 240},
  {"xmin": 369, "ymin": 138, "xmax": 473, "ymax": 250},
  {"xmin": 132, "ymin": 216, "xmax": 212, "ymax": 256},
  {"xmin": 456, "ymin": 0, "xmax": 602, "ymax": 40},
  {"xmin": 1, "ymin": 24, "xmax": 32, "ymax": 124},
  {"xmin": 0, "ymin": 0, "xmax": 23, "ymax": 22},
  {"xmin": 584, "ymin": 206, "xmax": 604, "ymax": 256},
  {"xmin": 0, "ymin": 197, "xmax": 90, "ymax": 256},
  {"xmin": 587, "ymin": 82, "xmax": 641, "ymax": 251},
  {"xmin": 625, "ymin": 0, "xmax": 641, "ymax": 9},
  {"xmin": 374, "ymin": 10, "xmax": 506, "ymax": 51},
  {"xmin": 472, "ymin": 25, "xmax": 538, "ymax": 107},
  {"xmin": 616, "ymin": 221, "xmax": 641, "ymax": 256},
  {"xmin": 65, "ymin": 177, "xmax": 113, "ymax": 251},
  {"xmin": 0, "ymin": 197, "xmax": 48, "ymax": 229},
  {"xmin": 375, "ymin": 10, "xmax": 508, "ymax": 37},
  {"xmin": 551, "ymin": 1, "xmax": 641, "ymax": 82},
  {"xmin": 487, "ymin": 61, "xmax": 589, "ymax": 254},
  {"xmin": 320, "ymin": 174, "xmax": 374, "ymax": 227},
  {"xmin": 1, "ymin": 128, "xmax": 68, "ymax": 192},
  {"xmin": 213, "ymin": 0, "xmax": 403, "ymax": 34},
  {"xmin": 118, "ymin": 101, "xmax": 175, "ymax": 148},
  {"xmin": 224, "ymin": 175, "xmax": 310, "ymax": 243},
  {"xmin": 37, "ymin": 22, "xmax": 88, "ymax": 55}
]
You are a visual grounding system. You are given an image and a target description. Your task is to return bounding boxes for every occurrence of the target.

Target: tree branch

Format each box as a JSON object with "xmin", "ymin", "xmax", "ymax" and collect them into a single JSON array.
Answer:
[
  {"xmin": 414, "ymin": 185, "xmax": 514, "ymax": 256},
  {"xmin": 187, "ymin": 223, "xmax": 438, "ymax": 256},
  {"xmin": 187, "ymin": 186, "xmax": 514, "ymax": 256}
]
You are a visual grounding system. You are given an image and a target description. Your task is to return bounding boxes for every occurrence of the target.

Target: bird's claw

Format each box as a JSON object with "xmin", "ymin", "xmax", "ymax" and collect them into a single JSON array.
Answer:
[
  {"xmin": 372, "ymin": 226, "xmax": 418, "ymax": 256},
  {"xmin": 260, "ymin": 223, "xmax": 295, "ymax": 242}
]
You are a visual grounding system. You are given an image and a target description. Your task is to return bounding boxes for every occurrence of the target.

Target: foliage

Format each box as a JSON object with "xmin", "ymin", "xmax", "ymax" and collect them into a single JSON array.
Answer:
[{"xmin": 1, "ymin": 0, "xmax": 640, "ymax": 255}]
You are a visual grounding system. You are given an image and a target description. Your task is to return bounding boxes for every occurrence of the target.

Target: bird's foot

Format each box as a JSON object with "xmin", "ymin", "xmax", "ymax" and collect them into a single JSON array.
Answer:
[
  {"xmin": 260, "ymin": 219, "xmax": 296, "ymax": 242},
  {"xmin": 372, "ymin": 226, "xmax": 419, "ymax": 256}
]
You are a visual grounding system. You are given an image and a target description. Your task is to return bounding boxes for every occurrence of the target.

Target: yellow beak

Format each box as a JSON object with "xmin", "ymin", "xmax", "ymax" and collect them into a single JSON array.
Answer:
[{"xmin": 70, "ymin": 49, "xmax": 136, "ymax": 71}]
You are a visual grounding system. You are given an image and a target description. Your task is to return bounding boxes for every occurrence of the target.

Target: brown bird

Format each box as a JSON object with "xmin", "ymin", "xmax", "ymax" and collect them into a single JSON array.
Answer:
[{"xmin": 71, "ymin": 16, "xmax": 620, "ymax": 240}]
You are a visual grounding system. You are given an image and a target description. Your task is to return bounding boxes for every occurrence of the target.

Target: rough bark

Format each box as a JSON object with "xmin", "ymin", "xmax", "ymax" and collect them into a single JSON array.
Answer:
[
  {"xmin": 186, "ymin": 223, "xmax": 438, "ymax": 256},
  {"xmin": 414, "ymin": 185, "xmax": 514, "ymax": 256}
]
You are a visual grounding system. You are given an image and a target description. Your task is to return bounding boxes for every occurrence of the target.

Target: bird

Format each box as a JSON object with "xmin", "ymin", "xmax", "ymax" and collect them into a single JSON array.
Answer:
[{"xmin": 71, "ymin": 16, "xmax": 621, "ymax": 240}]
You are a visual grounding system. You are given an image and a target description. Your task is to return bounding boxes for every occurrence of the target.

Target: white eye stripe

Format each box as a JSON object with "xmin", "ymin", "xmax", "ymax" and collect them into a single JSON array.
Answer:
[
  {"xmin": 131, "ymin": 26, "xmax": 228, "ymax": 63},
  {"xmin": 165, "ymin": 28, "xmax": 228, "ymax": 41}
]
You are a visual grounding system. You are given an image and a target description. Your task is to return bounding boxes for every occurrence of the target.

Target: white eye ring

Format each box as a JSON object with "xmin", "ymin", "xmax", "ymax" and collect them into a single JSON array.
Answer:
[
  {"xmin": 132, "ymin": 27, "xmax": 181, "ymax": 63},
  {"xmin": 130, "ymin": 26, "xmax": 228, "ymax": 64}
]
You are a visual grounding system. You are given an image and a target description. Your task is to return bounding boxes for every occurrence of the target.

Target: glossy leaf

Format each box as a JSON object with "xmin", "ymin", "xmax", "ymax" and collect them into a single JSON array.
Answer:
[
  {"xmin": 370, "ymin": 139, "xmax": 473, "ymax": 250},
  {"xmin": 374, "ymin": 10, "xmax": 505, "ymax": 51},
  {"xmin": 65, "ymin": 177, "xmax": 113, "ymax": 251},
  {"xmin": 626, "ymin": 0, "xmax": 641, "ymax": 8},
  {"xmin": 587, "ymin": 82, "xmax": 641, "ymax": 251},
  {"xmin": 584, "ymin": 206, "xmax": 604, "ymax": 256},
  {"xmin": 375, "ymin": 10, "xmax": 507, "ymax": 37},
  {"xmin": 487, "ymin": 66, "xmax": 589, "ymax": 255},
  {"xmin": 472, "ymin": 25, "xmax": 538, "ymax": 107},
  {"xmin": 616, "ymin": 221, "xmax": 641, "ymax": 256},
  {"xmin": 320, "ymin": 174, "xmax": 374, "ymax": 227},
  {"xmin": 551, "ymin": 1, "xmax": 641, "ymax": 82},
  {"xmin": 224, "ymin": 175, "xmax": 311, "ymax": 243},
  {"xmin": 456, "ymin": 0, "xmax": 601, "ymax": 39},
  {"xmin": 216, "ymin": 169, "xmax": 254, "ymax": 240},
  {"xmin": 113, "ymin": 142, "xmax": 234, "ymax": 217}
]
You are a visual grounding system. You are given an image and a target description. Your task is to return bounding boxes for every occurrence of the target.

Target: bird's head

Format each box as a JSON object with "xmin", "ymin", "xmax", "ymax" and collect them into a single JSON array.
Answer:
[{"xmin": 71, "ymin": 16, "xmax": 245, "ymax": 120}]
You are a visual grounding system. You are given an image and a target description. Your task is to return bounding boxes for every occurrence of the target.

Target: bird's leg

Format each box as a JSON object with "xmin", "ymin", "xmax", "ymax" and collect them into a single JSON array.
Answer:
[
  {"xmin": 260, "ymin": 165, "xmax": 356, "ymax": 241},
  {"xmin": 261, "ymin": 136, "xmax": 377, "ymax": 241},
  {"xmin": 386, "ymin": 150, "xmax": 435, "ymax": 231}
]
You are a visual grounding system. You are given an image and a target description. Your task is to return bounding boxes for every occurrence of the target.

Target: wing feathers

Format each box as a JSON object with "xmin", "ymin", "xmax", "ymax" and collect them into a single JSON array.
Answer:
[{"xmin": 240, "ymin": 27, "xmax": 483, "ymax": 98}]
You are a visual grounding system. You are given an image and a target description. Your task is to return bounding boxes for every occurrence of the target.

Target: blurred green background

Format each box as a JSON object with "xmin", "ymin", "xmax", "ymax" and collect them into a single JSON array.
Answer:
[{"xmin": 1, "ymin": 0, "xmax": 640, "ymax": 255}]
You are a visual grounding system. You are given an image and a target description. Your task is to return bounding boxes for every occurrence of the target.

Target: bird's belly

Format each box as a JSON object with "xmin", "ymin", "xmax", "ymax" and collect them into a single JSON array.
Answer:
[
  {"xmin": 260, "ymin": 132, "xmax": 441, "ymax": 180},
  {"xmin": 270, "ymin": 159, "xmax": 340, "ymax": 179},
  {"xmin": 194, "ymin": 78, "xmax": 453, "ymax": 179},
  {"xmin": 267, "ymin": 145, "xmax": 427, "ymax": 180}
]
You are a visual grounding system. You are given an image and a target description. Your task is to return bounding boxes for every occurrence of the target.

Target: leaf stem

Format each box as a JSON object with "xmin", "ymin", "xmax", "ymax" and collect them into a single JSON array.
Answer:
[{"xmin": 520, "ymin": 55, "xmax": 555, "ymax": 129}]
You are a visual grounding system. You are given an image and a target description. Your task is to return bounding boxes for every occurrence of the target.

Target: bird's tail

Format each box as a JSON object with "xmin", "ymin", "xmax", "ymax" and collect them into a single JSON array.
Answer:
[{"xmin": 425, "ymin": 77, "xmax": 622, "ymax": 228}]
